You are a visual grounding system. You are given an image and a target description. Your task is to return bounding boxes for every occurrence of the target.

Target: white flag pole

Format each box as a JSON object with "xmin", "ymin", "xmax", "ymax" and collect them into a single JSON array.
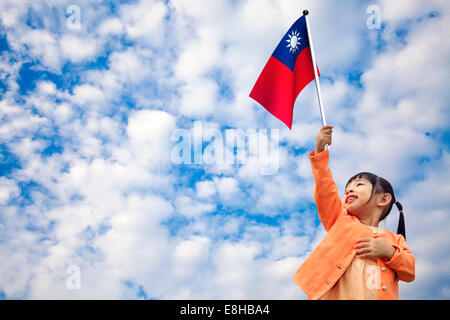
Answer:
[{"xmin": 303, "ymin": 10, "xmax": 327, "ymax": 128}]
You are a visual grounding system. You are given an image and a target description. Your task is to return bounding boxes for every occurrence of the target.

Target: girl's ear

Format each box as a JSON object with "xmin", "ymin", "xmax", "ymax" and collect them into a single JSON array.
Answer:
[{"xmin": 377, "ymin": 193, "xmax": 392, "ymax": 207}]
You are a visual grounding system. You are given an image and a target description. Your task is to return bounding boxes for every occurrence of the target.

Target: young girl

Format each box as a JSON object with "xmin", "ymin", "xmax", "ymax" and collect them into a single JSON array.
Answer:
[{"xmin": 292, "ymin": 125, "xmax": 415, "ymax": 300}]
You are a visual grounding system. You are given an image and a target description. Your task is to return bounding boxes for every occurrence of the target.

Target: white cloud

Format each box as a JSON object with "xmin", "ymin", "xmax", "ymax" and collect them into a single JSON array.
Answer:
[
  {"xmin": 378, "ymin": 0, "xmax": 447, "ymax": 25},
  {"xmin": 174, "ymin": 27, "xmax": 220, "ymax": 81},
  {"xmin": 256, "ymin": 173, "xmax": 312, "ymax": 213},
  {"xmin": 120, "ymin": 0, "xmax": 167, "ymax": 43},
  {"xmin": 172, "ymin": 235, "xmax": 210, "ymax": 279},
  {"xmin": 0, "ymin": 107, "xmax": 48, "ymax": 142},
  {"xmin": 36, "ymin": 81, "xmax": 56, "ymax": 95},
  {"xmin": 195, "ymin": 180, "xmax": 217, "ymax": 199},
  {"xmin": 0, "ymin": 0, "xmax": 26, "ymax": 27},
  {"xmin": 71, "ymin": 84, "xmax": 106, "ymax": 106},
  {"xmin": 175, "ymin": 195, "xmax": 215, "ymax": 218},
  {"xmin": 0, "ymin": 178, "xmax": 19, "ymax": 205},
  {"xmin": 126, "ymin": 109, "xmax": 176, "ymax": 168},
  {"xmin": 108, "ymin": 48, "xmax": 153, "ymax": 84},
  {"xmin": 178, "ymin": 78, "xmax": 219, "ymax": 117},
  {"xmin": 60, "ymin": 35, "xmax": 101, "ymax": 63},
  {"xmin": 97, "ymin": 18, "xmax": 124, "ymax": 36},
  {"xmin": 17, "ymin": 29, "xmax": 62, "ymax": 71},
  {"xmin": 53, "ymin": 102, "xmax": 74, "ymax": 124},
  {"xmin": 213, "ymin": 176, "xmax": 240, "ymax": 201}
]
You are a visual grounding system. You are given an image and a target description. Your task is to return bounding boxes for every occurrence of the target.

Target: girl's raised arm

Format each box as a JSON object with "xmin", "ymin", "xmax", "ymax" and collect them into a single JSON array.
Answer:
[{"xmin": 310, "ymin": 126, "xmax": 344, "ymax": 231}]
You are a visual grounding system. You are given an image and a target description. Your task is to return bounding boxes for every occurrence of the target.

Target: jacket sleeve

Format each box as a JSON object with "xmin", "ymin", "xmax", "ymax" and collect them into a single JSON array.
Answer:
[
  {"xmin": 384, "ymin": 235, "xmax": 415, "ymax": 282},
  {"xmin": 309, "ymin": 149, "xmax": 345, "ymax": 232}
]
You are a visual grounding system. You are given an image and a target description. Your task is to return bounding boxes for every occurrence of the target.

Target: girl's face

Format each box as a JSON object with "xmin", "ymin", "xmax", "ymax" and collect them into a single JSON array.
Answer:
[{"xmin": 343, "ymin": 178, "xmax": 374, "ymax": 214}]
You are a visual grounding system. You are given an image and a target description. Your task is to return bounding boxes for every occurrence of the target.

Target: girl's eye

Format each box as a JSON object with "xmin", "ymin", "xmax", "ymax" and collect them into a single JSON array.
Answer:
[{"xmin": 357, "ymin": 183, "xmax": 363, "ymax": 186}]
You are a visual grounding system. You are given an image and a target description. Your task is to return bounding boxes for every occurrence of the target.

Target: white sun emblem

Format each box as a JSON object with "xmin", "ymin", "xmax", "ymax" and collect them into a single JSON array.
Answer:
[{"xmin": 286, "ymin": 29, "xmax": 301, "ymax": 54}]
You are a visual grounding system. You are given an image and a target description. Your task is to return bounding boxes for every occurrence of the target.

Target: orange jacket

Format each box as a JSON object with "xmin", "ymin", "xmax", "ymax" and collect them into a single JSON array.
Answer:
[{"xmin": 292, "ymin": 149, "xmax": 415, "ymax": 300}]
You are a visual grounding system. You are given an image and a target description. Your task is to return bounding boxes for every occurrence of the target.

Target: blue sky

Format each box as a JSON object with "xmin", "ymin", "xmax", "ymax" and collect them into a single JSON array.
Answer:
[{"xmin": 0, "ymin": 0, "xmax": 449, "ymax": 299}]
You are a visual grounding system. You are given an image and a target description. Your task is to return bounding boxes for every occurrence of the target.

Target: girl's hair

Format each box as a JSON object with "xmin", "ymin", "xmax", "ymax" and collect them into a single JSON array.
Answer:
[{"xmin": 345, "ymin": 172, "xmax": 406, "ymax": 240}]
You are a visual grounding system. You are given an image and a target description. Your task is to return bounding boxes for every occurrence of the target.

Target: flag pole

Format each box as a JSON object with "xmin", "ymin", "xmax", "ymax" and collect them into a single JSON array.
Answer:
[{"xmin": 303, "ymin": 10, "xmax": 327, "ymax": 128}]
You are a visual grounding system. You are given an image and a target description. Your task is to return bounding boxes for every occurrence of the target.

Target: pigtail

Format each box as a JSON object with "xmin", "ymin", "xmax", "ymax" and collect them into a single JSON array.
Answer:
[{"xmin": 395, "ymin": 201, "xmax": 406, "ymax": 240}]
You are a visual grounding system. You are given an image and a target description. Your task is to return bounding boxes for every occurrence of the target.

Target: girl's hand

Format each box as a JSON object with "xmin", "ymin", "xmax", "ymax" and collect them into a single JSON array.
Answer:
[
  {"xmin": 354, "ymin": 238, "xmax": 396, "ymax": 260},
  {"xmin": 315, "ymin": 125, "xmax": 333, "ymax": 154}
]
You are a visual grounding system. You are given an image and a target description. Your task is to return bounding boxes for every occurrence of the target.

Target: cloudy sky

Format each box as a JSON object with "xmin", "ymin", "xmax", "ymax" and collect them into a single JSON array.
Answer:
[{"xmin": 0, "ymin": 0, "xmax": 449, "ymax": 299}]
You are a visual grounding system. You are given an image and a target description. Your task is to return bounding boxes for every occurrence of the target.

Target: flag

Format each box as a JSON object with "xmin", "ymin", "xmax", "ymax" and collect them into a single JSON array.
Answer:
[{"xmin": 250, "ymin": 15, "xmax": 319, "ymax": 129}]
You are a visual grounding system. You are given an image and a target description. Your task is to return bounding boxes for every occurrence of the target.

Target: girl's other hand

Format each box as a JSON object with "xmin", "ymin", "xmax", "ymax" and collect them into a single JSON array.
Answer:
[
  {"xmin": 315, "ymin": 125, "xmax": 333, "ymax": 154},
  {"xmin": 353, "ymin": 238, "xmax": 396, "ymax": 260}
]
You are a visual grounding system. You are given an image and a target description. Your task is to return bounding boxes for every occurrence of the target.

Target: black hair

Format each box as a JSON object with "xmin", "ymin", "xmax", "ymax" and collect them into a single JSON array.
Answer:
[{"xmin": 345, "ymin": 172, "xmax": 406, "ymax": 240}]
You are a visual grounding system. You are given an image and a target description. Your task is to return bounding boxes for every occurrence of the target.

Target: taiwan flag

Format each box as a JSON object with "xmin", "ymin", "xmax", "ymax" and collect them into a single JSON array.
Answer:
[{"xmin": 250, "ymin": 15, "xmax": 319, "ymax": 129}]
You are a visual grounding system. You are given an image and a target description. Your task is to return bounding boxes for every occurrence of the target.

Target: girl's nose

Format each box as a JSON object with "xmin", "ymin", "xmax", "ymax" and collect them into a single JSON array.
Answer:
[{"xmin": 345, "ymin": 188, "xmax": 353, "ymax": 195}]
